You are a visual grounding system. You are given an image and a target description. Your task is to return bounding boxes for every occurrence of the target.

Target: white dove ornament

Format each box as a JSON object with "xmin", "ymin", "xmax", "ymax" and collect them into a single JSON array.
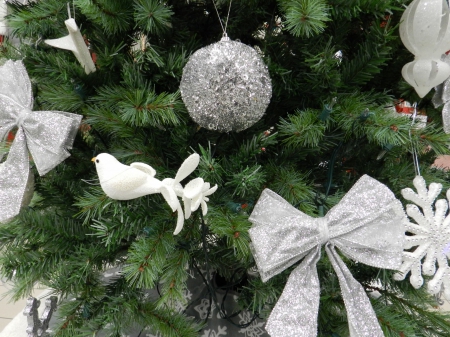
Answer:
[
  {"xmin": 92, "ymin": 153, "xmax": 179, "ymax": 212},
  {"xmin": 92, "ymin": 153, "xmax": 217, "ymax": 236}
]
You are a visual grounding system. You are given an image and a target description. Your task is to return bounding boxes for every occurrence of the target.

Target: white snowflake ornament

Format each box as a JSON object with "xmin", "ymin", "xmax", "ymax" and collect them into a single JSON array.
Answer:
[{"xmin": 393, "ymin": 175, "xmax": 450, "ymax": 300}]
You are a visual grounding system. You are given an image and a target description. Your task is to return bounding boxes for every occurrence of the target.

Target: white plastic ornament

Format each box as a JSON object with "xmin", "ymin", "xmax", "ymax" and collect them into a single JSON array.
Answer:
[
  {"xmin": 182, "ymin": 178, "xmax": 218, "ymax": 219},
  {"xmin": 180, "ymin": 35, "xmax": 272, "ymax": 132},
  {"xmin": 92, "ymin": 153, "xmax": 179, "ymax": 209},
  {"xmin": 0, "ymin": 0, "xmax": 8, "ymax": 36},
  {"xmin": 92, "ymin": 153, "xmax": 218, "ymax": 235},
  {"xmin": 399, "ymin": 0, "xmax": 450, "ymax": 97},
  {"xmin": 393, "ymin": 176, "xmax": 450, "ymax": 300},
  {"xmin": 44, "ymin": 6, "xmax": 95, "ymax": 74}
]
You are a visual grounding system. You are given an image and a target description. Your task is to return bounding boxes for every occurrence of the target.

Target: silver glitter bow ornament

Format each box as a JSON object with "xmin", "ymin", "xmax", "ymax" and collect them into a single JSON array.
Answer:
[
  {"xmin": 248, "ymin": 175, "xmax": 406, "ymax": 337},
  {"xmin": 432, "ymin": 54, "xmax": 450, "ymax": 134},
  {"xmin": 0, "ymin": 60, "xmax": 82, "ymax": 222}
]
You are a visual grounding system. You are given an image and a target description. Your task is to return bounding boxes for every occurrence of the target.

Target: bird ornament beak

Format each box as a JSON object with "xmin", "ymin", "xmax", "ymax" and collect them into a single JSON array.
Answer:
[{"xmin": 91, "ymin": 157, "xmax": 96, "ymax": 162}]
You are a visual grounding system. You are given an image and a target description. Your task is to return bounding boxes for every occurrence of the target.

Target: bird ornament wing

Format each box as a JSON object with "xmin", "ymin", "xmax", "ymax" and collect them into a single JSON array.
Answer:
[
  {"xmin": 45, "ymin": 35, "xmax": 77, "ymax": 52},
  {"xmin": 174, "ymin": 153, "xmax": 200, "ymax": 183},
  {"xmin": 106, "ymin": 167, "xmax": 149, "ymax": 192},
  {"xmin": 130, "ymin": 162, "xmax": 157, "ymax": 177}
]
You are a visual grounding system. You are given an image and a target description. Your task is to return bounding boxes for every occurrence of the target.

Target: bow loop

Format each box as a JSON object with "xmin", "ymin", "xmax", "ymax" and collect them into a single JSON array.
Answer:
[
  {"xmin": 0, "ymin": 60, "xmax": 81, "ymax": 223},
  {"xmin": 0, "ymin": 60, "xmax": 33, "ymax": 110},
  {"xmin": 22, "ymin": 110, "xmax": 81, "ymax": 175},
  {"xmin": 332, "ymin": 199, "xmax": 405, "ymax": 269},
  {"xmin": 325, "ymin": 175, "xmax": 406, "ymax": 268},
  {"xmin": 249, "ymin": 175, "xmax": 406, "ymax": 337},
  {"xmin": 249, "ymin": 189, "xmax": 322, "ymax": 282}
]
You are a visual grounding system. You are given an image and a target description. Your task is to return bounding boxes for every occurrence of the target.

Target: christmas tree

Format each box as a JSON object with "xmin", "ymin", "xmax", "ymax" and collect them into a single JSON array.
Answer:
[{"xmin": 1, "ymin": 0, "xmax": 450, "ymax": 336}]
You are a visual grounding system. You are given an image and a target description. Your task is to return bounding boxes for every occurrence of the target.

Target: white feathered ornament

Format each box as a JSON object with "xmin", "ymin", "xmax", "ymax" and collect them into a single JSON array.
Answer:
[{"xmin": 92, "ymin": 153, "xmax": 217, "ymax": 235}]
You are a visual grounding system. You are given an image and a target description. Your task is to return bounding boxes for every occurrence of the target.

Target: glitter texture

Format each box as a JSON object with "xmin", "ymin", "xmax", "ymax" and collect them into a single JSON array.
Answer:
[
  {"xmin": 180, "ymin": 37, "xmax": 272, "ymax": 132},
  {"xmin": 248, "ymin": 175, "xmax": 406, "ymax": 337},
  {"xmin": 393, "ymin": 176, "xmax": 450, "ymax": 301},
  {"xmin": 432, "ymin": 54, "xmax": 450, "ymax": 133},
  {"xmin": 0, "ymin": 60, "xmax": 82, "ymax": 223}
]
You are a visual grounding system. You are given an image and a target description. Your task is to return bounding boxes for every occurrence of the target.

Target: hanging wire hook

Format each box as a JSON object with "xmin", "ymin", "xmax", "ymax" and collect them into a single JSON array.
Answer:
[
  {"xmin": 211, "ymin": 0, "xmax": 233, "ymax": 37},
  {"xmin": 223, "ymin": 0, "xmax": 232, "ymax": 35},
  {"xmin": 66, "ymin": 2, "xmax": 76, "ymax": 20},
  {"xmin": 410, "ymin": 102, "xmax": 421, "ymax": 176}
]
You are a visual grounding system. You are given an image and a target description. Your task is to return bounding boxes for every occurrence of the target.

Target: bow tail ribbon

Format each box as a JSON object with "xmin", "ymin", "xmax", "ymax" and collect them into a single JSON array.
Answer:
[
  {"xmin": 265, "ymin": 247, "xmax": 321, "ymax": 337},
  {"xmin": 434, "ymin": 81, "xmax": 450, "ymax": 133},
  {"xmin": 0, "ymin": 128, "xmax": 31, "ymax": 222},
  {"xmin": 442, "ymin": 102, "xmax": 450, "ymax": 134},
  {"xmin": 325, "ymin": 245, "xmax": 384, "ymax": 337},
  {"xmin": 432, "ymin": 54, "xmax": 450, "ymax": 134},
  {"xmin": 266, "ymin": 245, "xmax": 383, "ymax": 337}
]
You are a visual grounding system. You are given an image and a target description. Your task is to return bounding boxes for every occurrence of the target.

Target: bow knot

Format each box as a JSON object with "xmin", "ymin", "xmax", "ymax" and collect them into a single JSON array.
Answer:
[
  {"xmin": 249, "ymin": 175, "xmax": 406, "ymax": 337},
  {"xmin": 0, "ymin": 60, "xmax": 82, "ymax": 223},
  {"xmin": 317, "ymin": 217, "xmax": 329, "ymax": 245},
  {"xmin": 15, "ymin": 108, "xmax": 30, "ymax": 127}
]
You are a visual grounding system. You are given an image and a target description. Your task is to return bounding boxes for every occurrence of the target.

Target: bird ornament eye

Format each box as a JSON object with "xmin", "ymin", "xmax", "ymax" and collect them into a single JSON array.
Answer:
[{"xmin": 96, "ymin": 159, "xmax": 99, "ymax": 163}]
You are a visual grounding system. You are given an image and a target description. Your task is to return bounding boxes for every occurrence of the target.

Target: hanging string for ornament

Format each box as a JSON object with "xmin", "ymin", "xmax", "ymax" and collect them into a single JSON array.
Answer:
[
  {"xmin": 211, "ymin": 0, "xmax": 232, "ymax": 38},
  {"xmin": 410, "ymin": 103, "xmax": 421, "ymax": 176},
  {"xmin": 180, "ymin": 0, "xmax": 272, "ymax": 133}
]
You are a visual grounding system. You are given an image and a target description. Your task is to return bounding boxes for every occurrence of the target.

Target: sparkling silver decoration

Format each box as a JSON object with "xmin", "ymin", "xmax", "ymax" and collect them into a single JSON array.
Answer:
[
  {"xmin": 0, "ymin": 60, "xmax": 82, "ymax": 223},
  {"xmin": 432, "ymin": 54, "xmax": 450, "ymax": 134},
  {"xmin": 24, "ymin": 296, "xmax": 58, "ymax": 337},
  {"xmin": 393, "ymin": 176, "xmax": 450, "ymax": 301},
  {"xmin": 0, "ymin": 163, "xmax": 34, "ymax": 208},
  {"xmin": 180, "ymin": 36, "xmax": 272, "ymax": 132},
  {"xmin": 248, "ymin": 175, "xmax": 406, "ymax": 337}
]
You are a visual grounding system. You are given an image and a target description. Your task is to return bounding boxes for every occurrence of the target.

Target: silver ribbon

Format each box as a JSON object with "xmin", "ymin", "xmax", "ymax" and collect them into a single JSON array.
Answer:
[
  {"xmin": 248, "ymin": 175, "xmax": 406, "ymax": 337},
  {"xmin": 432, "ymin": 54, "xmax": 450, "ymax": 134},
  {"xmin": 0, "ymin": 60, "xmax": 82, "ymax": 222}
]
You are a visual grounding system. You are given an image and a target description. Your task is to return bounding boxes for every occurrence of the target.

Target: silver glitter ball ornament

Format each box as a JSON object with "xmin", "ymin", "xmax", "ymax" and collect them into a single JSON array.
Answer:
[{"xmin": 180, "ymin": 36, "xmax": 272, "ymax": 132}]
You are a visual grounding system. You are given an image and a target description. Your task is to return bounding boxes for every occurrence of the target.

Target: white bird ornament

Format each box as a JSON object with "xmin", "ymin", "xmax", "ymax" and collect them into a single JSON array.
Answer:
[
  {"xmin": 92, "ymin": 153, "xmax": 179, "ymax": 211},
  {"xmin": 92, "ymin": 153, "xmax": 218, "ymax": 235}
]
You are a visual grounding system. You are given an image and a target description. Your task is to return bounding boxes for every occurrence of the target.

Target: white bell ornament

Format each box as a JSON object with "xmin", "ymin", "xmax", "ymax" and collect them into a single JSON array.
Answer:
[{"xmin": 399, "ymin": 0, "xmax": 450, "ymax": 97}]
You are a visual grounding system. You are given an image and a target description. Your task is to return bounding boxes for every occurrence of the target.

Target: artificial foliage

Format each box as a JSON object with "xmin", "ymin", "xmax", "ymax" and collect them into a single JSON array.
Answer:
[{"xmin": 1, "ymin": 0, "xmax": 450, "ymax": 336}]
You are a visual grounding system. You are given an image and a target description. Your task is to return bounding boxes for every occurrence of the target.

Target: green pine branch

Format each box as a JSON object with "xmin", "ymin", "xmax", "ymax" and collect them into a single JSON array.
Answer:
[
  {"xmin": 279, "ymin": 0, "xmax": 331, "ymax": 38},
  {"xmin": 74, "ymin": 0, "xmax": 133, "ymax": 34},
  {"xmin": 134, "ymin": 0, "xmax": 174, "ymax": 35}
]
